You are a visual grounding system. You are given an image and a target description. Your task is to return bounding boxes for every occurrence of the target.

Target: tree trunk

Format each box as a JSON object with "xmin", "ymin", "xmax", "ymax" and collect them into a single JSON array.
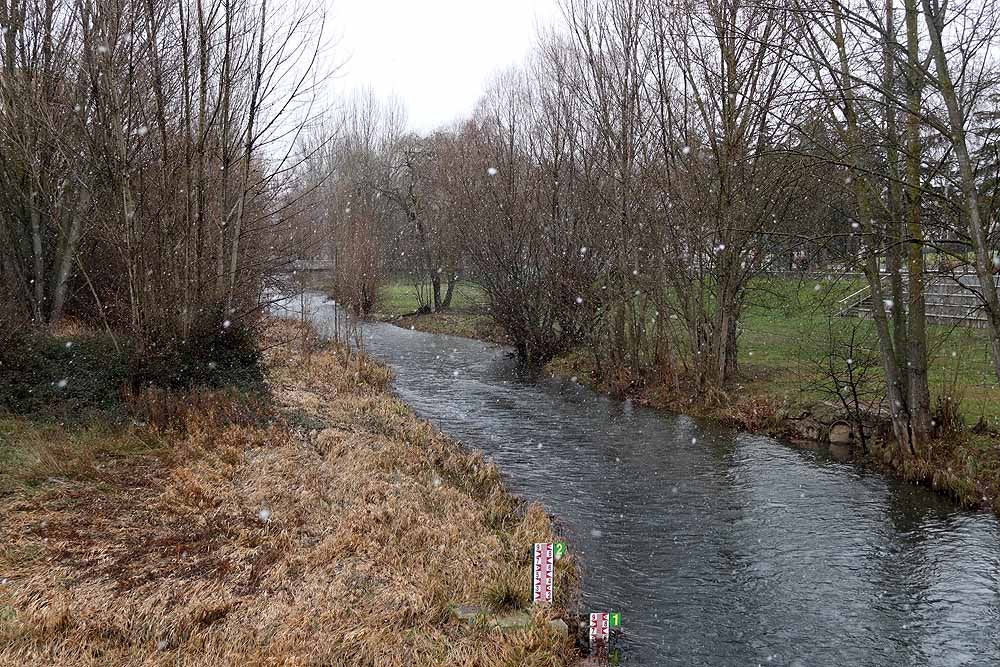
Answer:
[
  {"xmin": 884, "ymin": 0, "xmax": 909, "ymax": 379},
  {"xmin": 196, "ymin": 0, "xmax": 210, "ymax": 299},
  {"xmin": 225, "ymin": 0, "xmax": 267, "ymax": 317},
  {"xmin": 921, "ymin": 0, "xmax": 1000, "ymax": 382},
  {"xmin": 431, "ymin": 273, "xmax": 442, "ymax": 312},
  {"xmin": 29, "ymin": 187, "xmax": 45, "ymax": 322},
  {"xmin": 441, "ymin": 275, "xmax": 456, "ymax": 309},
  {"xmin": 903, "ymin": 0, "xmax": 932, "ymax": 448},
  {"xmin": 49, "ymin": 187, "xmax": 90, "ymax": 324},
  {"xmin": 711, "ymin": 284, "xmax": 739, "ymax": 387},
  {"xmin": 830, "ymin": 0, "xmax": 917, "ymax": 462}
]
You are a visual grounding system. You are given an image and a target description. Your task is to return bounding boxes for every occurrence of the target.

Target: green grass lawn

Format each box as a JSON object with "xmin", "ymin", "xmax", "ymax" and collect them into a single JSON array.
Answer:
[
  {"xmin": 377, "ymin": 280, "xmax": 488, "ymax": 316},
  {"xmin": 373, "ymin": 280, "xmax": 507, "ymax": 343},
  {"xmin": 739, "ymin": 276, "xmax": 1000, "ymax": 424}
]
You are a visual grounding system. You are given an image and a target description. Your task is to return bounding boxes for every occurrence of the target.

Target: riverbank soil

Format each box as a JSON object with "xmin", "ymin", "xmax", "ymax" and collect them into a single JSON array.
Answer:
[{"xmin": 0, "ymin": 320, "xmax": 578, "ymax": 666}]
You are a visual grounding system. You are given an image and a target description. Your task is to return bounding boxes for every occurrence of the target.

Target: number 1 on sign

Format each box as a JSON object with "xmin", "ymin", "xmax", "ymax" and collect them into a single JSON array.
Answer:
[{"xmin": 589, "ymin": 612, "xmax": 622, "ymax": 647}]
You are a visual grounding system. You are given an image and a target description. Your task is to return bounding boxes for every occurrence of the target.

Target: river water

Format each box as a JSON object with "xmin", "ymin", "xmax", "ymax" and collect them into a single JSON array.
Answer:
[{"xmin": 280, "ymin": 293, "xmax": 1000, "ymax": 665}]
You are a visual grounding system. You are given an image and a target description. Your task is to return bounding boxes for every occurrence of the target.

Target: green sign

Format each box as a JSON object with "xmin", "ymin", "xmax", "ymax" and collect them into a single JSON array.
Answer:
[
  {"xmin": 609, "ymin": 612, "xmax": 622, "ymax": 628},
  {"xmin": 554, "ymin": 542, "xmax": 567, "ymax": 560}
]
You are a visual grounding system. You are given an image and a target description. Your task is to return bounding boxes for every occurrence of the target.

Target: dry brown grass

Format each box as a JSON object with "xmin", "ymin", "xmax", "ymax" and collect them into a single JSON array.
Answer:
[
  {"xmin": 0, "ymin": 319, "xmax": 577, "ymax": 666},
  {"xmin": 0, "ymin": 420, "xmax": 160, "ymax": 496}
]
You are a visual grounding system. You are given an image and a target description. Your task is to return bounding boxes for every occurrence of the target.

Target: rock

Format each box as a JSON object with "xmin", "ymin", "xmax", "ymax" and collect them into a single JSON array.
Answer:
[
  {"xmin": 787, "ymin": 412, "xmax": 822, "ymax": 442},
  {"xmin": 454, "ymin": 604, "xmax": 483, "ymax": 622},
  {"xmin": 829, "ymin": 421, "xmax": 854, "ymax": 445},
  {"xmin": 547, "ymin": 618, "xmax": 569, "ymax": 637},
  {"xmin": 493, "ymin": 611, "xmax": 532, "ymax": 629}
]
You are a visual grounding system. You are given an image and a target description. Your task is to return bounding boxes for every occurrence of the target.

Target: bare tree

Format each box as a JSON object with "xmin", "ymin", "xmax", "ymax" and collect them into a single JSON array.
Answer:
[
  {"xmin": 920, "ymin": 0, "xmax": 1000, "ymax": 380},
  {"xmin": 1, "ymin": 0, "xmax": 330, "ymax": 360}
]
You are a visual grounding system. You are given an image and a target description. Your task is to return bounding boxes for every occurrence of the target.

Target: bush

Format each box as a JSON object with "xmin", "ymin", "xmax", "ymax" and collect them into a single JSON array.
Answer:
[
  {"xmin": 0, "ymin": 317, "xmax": 264, "ymax": 418},
  {"xmin": 129, "ymin": 318, "xmax": 264, "ymax": 393},
  {"xmin": 0, "ymin": 329, "xmax": 129, "ymax": 416}
]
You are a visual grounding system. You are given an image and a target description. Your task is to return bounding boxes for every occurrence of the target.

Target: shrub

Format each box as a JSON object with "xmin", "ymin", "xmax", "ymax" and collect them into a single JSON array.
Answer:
[
  {"xmin": 0, "ymin": 328, "xmax": 129, "ymax": 417},
  {"xmin": 129, "ymin": 317, "xmax": 264, "ymax": 393},
  {"xmin": 0, "ymin": 315, "xmax": 265, "ymax": 418}
]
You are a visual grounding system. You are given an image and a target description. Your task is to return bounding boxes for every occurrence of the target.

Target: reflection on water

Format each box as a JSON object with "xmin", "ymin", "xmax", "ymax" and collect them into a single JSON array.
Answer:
[{"xmin": 278, "ymin": 293, "xmax": 1000, "ymax": 665}]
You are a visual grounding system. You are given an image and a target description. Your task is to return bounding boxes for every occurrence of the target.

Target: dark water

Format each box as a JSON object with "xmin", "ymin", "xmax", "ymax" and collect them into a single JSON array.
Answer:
[{"xmin": 280, "ymin": 293, "xmax": 1000, "ymax": 665}]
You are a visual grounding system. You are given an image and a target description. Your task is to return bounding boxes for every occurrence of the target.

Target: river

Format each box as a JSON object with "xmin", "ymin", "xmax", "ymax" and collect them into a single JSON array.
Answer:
[{"xmin": 279, "ymin": 292, "xmax": 1000, "ymax": 665}]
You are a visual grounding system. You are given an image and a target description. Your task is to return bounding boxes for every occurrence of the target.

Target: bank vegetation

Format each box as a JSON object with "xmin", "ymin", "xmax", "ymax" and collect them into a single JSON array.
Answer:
[{"xmin": 0, "ymin": 320, "xmax": 578, "ymax": 665}]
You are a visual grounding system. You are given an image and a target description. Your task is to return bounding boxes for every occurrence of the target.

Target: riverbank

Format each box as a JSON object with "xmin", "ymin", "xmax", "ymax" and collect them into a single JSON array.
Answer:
[
  {"xmin": 366, "ymin": 282, "xmax": 1000, "ymax": 518},
  {"xmin": 0, "ymin": 319, "xmax": 579, "ymax": 665},
  {"xmin": 370, "ymin": 281, "xmax": 510, "ymax": 345},
  {"xmin": 547, "ymin": 349, "xmax": 1000, "ymax": 516},
  {"xmin": 373, "ymin": 309, "xmax": 509, "ymax": 346}
]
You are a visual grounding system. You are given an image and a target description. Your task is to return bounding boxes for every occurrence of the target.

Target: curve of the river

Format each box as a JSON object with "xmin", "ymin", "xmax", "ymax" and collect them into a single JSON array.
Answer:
[{"xmin": 280, "ymin": 293, "xmax": 1000, "ymax": 666}]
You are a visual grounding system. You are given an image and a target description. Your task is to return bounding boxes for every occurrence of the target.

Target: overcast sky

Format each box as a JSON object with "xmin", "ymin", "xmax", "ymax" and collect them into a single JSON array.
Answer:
[{"xmin": 328, "ymin": 0, "xmax": 561, "ymax": 133}]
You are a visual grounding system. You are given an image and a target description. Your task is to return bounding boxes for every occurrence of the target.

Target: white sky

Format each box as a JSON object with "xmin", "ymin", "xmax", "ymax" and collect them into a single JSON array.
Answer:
[{"xmin": 328, "ymin": 0, "xmax": 561, "ymax": 133}]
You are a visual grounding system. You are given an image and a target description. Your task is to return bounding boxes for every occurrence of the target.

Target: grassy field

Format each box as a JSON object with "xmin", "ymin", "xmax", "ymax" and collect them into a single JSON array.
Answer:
[
  {"xmin": 373, "ymin": 280, "xmax": 508, "ymax": 344},
  {"xmin": 739, "ymin": 276, "xmax": 1000, "ymax": 424},
  {"xmin": 0, "ymin": 320, "xmax": 578, "ymax": 666},
  {"xmin": 377, "ymin": 280, "xmax": 489, "ymax": 315}
]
